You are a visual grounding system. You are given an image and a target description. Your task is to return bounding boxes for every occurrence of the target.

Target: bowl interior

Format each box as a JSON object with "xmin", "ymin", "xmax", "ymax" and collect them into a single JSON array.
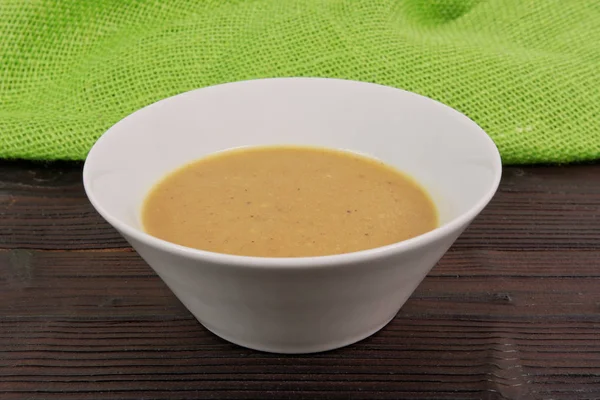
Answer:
[{"xmin": 84, "ymin": 78, "xmax": 501, "ymax": 247}]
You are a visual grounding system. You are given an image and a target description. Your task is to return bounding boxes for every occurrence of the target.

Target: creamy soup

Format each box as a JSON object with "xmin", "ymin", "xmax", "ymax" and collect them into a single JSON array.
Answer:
[{"xmin": 142, "ymin": 146, "xmax": 438, "ymax": 257}]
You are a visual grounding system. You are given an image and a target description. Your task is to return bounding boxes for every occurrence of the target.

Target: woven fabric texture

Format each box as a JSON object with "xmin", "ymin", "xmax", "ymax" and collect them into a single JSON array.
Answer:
[{"xmin": 1, "ymin": 0, "xmax": 599, "ymax": 163}]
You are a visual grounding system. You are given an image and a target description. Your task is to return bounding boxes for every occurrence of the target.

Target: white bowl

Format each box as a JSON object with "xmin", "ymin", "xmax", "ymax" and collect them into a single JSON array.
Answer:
[{"xmin": 83, "ymin": 78, "xmax": 501, "ymax": 354}]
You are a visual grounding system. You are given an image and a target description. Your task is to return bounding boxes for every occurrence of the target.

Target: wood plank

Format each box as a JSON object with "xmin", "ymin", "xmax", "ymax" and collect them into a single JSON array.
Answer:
[
  {"xmin": 2, "ymin": 249, "xmax": 600, "ymax": 319},
  {"xmin": 453, "ymin": 166, "xmax": 600, "ymax": 250},
  {"xmin": 0, "ymin": 161, "xmax": 129, "ymax": 250},
  {"xmin": 2, "ymin": 317, "xmax": 599, "ymax": 399},
  {"xmin": 1, "ymin": 162, "xmax": 599, "ymax": 250}
]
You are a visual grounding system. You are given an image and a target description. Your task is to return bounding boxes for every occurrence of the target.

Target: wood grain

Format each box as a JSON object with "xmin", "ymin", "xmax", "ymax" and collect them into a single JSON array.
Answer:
[{"xmin": 1, "ymin": 161, "xmax": 600, "ymax": 400}]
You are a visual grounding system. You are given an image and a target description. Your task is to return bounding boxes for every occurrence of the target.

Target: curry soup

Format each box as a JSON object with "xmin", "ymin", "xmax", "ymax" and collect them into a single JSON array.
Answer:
[{"xmin": 142, "ymin": 146, "xmax": 438, "ymax": 257}]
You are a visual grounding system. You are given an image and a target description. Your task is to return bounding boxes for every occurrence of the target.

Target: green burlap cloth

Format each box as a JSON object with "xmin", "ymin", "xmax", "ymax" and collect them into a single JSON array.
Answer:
[{"xmin": 1, "ymin": 0, "xmax": 599, "ymax": 164}]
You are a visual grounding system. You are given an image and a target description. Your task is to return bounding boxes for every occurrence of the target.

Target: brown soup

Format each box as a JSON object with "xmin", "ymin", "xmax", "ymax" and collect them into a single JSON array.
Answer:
[{"xmin": 142, "ymin": 146, "xmax": 438, "ymax": 257}]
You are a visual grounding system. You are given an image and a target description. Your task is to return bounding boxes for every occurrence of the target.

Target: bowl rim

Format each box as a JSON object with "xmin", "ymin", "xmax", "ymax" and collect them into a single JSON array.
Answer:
[{"xmin": 83, "ymin": 77, "xmax": 502, "ymax": 269}]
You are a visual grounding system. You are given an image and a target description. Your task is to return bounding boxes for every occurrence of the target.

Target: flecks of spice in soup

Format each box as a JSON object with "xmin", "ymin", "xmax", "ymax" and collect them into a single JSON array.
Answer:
[{"xmin": 142, "ymin": 146, "xmax": 438, "ymax": 257}]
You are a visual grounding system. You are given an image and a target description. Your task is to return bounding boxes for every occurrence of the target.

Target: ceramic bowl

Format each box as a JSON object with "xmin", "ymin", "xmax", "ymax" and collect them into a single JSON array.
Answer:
[{"xmin": 83, "ymin": 78, "xmax": 502, "ymax": 354}]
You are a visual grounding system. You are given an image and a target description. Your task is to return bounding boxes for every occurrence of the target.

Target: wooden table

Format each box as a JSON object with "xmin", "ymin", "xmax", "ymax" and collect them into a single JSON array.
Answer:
[{"xmin": 1, "ymin": 161, "xmax": 599, "ymax": 400}]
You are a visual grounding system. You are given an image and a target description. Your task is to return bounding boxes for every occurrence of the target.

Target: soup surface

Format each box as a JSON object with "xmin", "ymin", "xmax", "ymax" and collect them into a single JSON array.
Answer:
[{"xmin": 142, "ymin": 146, "xmax": 437, "ymax": 257}]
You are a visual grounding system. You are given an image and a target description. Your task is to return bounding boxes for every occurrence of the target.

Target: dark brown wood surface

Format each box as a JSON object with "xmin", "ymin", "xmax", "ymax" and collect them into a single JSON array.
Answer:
[{"xmin": 1, "ymin": 161, "xmax": 599, "ymax": 400}]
